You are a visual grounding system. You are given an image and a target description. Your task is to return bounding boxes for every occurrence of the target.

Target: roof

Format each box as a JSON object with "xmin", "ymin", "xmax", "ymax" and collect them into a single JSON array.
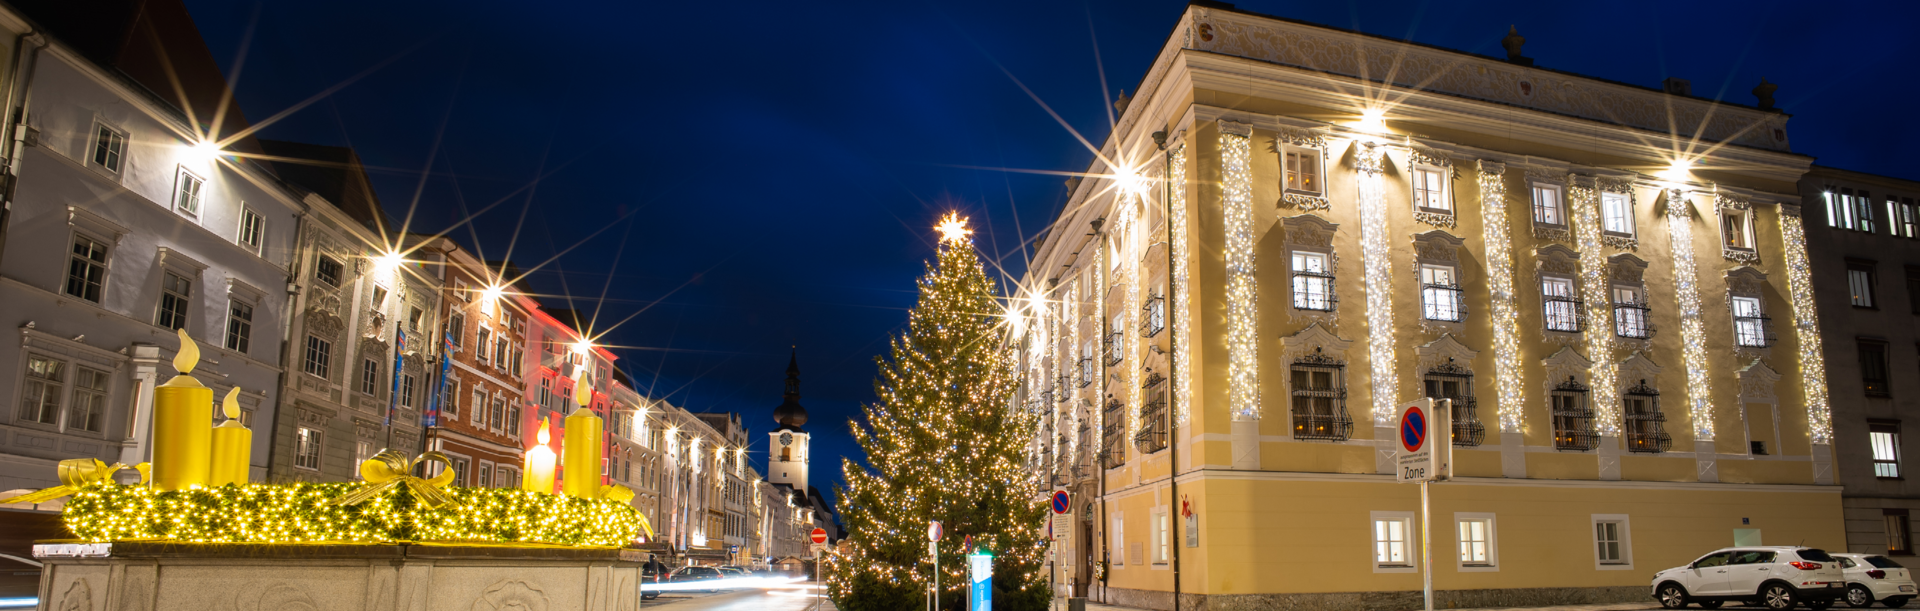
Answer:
[{"xmin": 257, "ymin": 139, "xmax": 387, "ymax": 228}]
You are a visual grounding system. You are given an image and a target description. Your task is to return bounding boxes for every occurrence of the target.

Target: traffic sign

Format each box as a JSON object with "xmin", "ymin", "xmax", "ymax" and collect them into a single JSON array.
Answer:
[
  {"xmin": 811, "ymin": 527, "xmax": 829, "ymax": 544},
  {"xmin": 1050, "ymin": 490, "xmax": 1070, "ymax": 514},
  {"xmin": 1050, "ymin": 489, "xmax": 1071, "ymax": 542},
  {"xmin": 927, "ymin": 521, "xmax": 942, "ymax": 542},
  {"xmin": 1396, "ymin": 399, "xmax": 1451, "ymax": 483}
]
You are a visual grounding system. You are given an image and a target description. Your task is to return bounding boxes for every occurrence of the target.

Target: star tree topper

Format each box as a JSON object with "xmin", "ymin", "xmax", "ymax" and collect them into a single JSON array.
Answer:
[{"xmin": 935, "ymin": 212, "xmax": 972, "ymax": 244}]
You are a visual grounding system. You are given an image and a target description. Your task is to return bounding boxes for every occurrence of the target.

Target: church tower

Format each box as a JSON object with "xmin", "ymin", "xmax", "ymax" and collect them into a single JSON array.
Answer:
[{"xmin": 769, "ymin": 350, "xmax": 810, "ymax": 493}]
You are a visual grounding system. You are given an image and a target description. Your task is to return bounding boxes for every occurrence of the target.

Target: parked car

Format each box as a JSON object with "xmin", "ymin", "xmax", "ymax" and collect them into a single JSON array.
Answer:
[
  {"xmin": 1653, "ymin": 547, "xmax": 1846, "ymax": 610},
  {"xmin": 670, "ymin": 566, "xmax": 725, "ymax": 592},
  {"xmin": 1834, "ymin": 553, "xmax": 1916, "ymax": 608},
  {"xmin": 640, "ymin": 564, "xmax": 665, "ymax": 600}
]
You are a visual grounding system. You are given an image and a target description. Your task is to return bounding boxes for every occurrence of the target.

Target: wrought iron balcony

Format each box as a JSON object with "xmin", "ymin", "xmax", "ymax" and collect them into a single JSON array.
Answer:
[
  {"xmin": 1135, "ymin": 396, "xmax": 1169, "ymax": 455},
  {"xmin": 1734, "ymin": 314, "xmax": 1777, "ymax": 348},
  {"xmin": 1421, "ymin": 283, "xmax": 1468, "ymax": 322},
  {"xmin": 1613, "ymin": 299, "xmax": 1656, "ymax": 339},
  {"xmin": 1141, "ymin": 295, "xmax": 1166, "ymax": 338},
  {"xmin": 1446, "ymin": 395, "xmax": 1486, "ymax": 447},
  {"xmin": 1544, "ymin": 295, "xmax": 1585, "ymax": 333},
  {"xmin": 1077, "ymin": 358, "xmax": 1095, "ymax": 388},
  {"xmin": 1292, "ymin": 412, "xmax": 1353, "ymax": 442},
  {"xmin": 1291, "ymin": 271, "xmax": 1338, "ymax": 312},
  {"xmin": 1104, "ymin": 332, "xmax": 1125, "ymax": 366}
]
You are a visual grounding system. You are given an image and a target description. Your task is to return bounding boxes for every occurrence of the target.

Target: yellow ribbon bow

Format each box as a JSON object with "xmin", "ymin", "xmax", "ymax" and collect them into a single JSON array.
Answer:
[
  {"xmin": 0, "ymin": 458, "xmax": 149, "ymax": 505},
  {"xmin": 591, "ymin": 484, "xmax": 654, "ymax": 538},
  {"xmin": 329, "ymin": 450, "xmax": 458, "ymax": 510}
]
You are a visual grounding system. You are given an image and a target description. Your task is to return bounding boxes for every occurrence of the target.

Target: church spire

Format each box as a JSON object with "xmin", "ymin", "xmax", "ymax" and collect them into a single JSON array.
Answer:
[{"xmin": 774, "ymin": 347, "xmax": 808, "ymax": 430}]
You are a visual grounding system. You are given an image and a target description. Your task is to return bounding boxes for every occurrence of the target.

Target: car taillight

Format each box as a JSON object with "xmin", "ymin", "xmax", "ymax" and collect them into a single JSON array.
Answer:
[
  {"xmin": 1870, "ymin": 570, "xmax": 1888, "ymax": 579},
  {"xmin": 1789, "ymin": 561, "xmax": 1823, "ymax": 570}
]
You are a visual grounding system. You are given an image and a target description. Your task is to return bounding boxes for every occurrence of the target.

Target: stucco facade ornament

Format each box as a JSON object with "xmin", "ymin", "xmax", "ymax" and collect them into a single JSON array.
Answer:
[
  {"xmin": 235, "ymin": 583, "xmax": 322, "ymax": 611},
  {"xmin": 1282, "ymin": 192, "xmax": 1330, "ymax": 211},
  {"xmin": 1272, "ymin": 127, "xmax": 1326, "ymax": 149},
  {"xmin": 472, "ymin": 580, "xmax": 550, "ymax": 611},
  {"xmin": 1414, "ymin": 334, "xmax": 1479, "ymax": 376},
  {"xmin": 305, "ymin": 308, "xmax": 345, "ymax": 341},
  {"xmin": 1738, "ymin": 359, "xmax": 1782, "ymax": 401},
  {"xmin": 1541, "ymin": 346, "xmax": 1594, "ymax": 398},
  {"xmin": 57, "ymin": 578, "xmax": 89, "ymax": 611},
  {"xmin": 1279, "ymin": 322, "xmax": 1351, "ymax": 366}
]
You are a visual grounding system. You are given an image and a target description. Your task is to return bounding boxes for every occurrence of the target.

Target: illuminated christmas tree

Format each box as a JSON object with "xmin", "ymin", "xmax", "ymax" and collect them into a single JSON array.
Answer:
[{"xmin": 831, "ymin": 213, "xmax": 1046, "ymax": 611}]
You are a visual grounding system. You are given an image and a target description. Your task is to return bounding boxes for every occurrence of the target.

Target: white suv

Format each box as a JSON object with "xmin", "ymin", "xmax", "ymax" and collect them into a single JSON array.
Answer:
[
  {"xmin": 1834, "ymin": 553, "xmax": 1916, "ymax": 608},
  {"xmin": 1653, "ymin": 547, "xmax": 1846, "ymax": 610}
]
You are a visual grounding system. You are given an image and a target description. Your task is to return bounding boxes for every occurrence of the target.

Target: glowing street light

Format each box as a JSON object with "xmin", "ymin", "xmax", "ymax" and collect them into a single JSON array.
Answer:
[{"xmin": 1356, "ymin": 108, "xmax": 1389, "ymax": 134}]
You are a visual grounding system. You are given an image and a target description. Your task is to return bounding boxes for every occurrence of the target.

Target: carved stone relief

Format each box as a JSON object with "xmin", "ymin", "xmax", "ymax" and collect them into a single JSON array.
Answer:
[
  {"xmin": 472, "ymin": 579, "xmax": 549, "ymax": 611},
  {"xmin": 58, "ymin": 578, "xmax": 90, "ymax": 611},
  {"xmin": 1738, "ymin": 359, "xmax": 1781, "ymax": 401}
]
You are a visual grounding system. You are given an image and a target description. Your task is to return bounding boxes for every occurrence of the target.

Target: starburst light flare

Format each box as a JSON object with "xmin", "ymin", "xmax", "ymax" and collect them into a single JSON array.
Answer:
[{"xmin": 935, "ymin": 212, "xmax": 973, "ymax": 244}]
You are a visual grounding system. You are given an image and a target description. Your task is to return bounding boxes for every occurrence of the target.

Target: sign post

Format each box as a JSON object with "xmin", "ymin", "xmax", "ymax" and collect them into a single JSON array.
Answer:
[
  {"xmin": 812, "ymin": 527, "xmax": 829, "ymax": 607},
  {"xmin": 969, "ymin": 548, "xmax": 994, "ymax": 611},
  {"xmin": 1396, "ymin": 399, "xmax": 1451, "ymax": 611},
  {"xmin": 927, "ymin": 521, "xmax": 943, "ymax": 611},
  {"xmin": 1050, "ymin": 490, "xmax": 1069, "ymax": 610}
]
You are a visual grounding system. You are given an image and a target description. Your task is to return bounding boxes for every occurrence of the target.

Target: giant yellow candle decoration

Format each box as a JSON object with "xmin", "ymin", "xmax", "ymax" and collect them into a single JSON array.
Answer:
[
  {"xmin": 209, "ymin": 388, "xmax": 250, "ymax": 486},
  {"xmin": 153, "ymin": 328, "xmax": 211, "ymax": 491},
  {"xmin": 522, "ymin": 418, "xmax": 557, "ymax": 493},
  {"xmin": 561, "ymin": 368, "xmax": 604, "ymax": 497}
]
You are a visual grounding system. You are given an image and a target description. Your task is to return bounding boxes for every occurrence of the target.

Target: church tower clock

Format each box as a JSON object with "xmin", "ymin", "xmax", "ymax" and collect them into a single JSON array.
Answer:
[{"xmin": 769, "ymin": 351, "xmax": 810, "ymax": 493}]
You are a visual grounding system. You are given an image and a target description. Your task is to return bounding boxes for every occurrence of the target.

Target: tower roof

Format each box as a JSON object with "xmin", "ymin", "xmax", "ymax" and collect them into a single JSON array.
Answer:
[{"xmin": 774, "ymin": 349, "xmax": 808, "ymax": 431}]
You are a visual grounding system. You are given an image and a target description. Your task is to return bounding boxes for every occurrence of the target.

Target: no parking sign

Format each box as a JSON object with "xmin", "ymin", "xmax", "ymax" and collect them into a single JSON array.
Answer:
[{"xmin": 1395, "ymin": 399, "xmax": 1451, "ymax": 483}]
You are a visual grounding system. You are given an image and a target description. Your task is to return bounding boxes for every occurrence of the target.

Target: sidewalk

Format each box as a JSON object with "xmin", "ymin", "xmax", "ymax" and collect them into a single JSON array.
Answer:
[{"xmin": 1084, "ymin": 602, "xmax": 1661, "ymax": 611}]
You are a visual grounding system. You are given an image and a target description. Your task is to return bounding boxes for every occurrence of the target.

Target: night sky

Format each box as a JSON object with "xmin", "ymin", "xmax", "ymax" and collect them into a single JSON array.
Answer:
[{"xmin": 181, "ymin": 0, "xmax": 1918, "ymax": 511}]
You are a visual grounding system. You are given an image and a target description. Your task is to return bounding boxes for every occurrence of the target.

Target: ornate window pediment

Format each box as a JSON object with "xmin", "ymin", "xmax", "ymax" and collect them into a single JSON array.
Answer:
[
  {"xmin": 1284, "ymin": 215, "xmax": 1340, "ymax": 325},
  {"xmin": 1725, "ymin": 267, "xmax": 1775, "ymax": 357}
]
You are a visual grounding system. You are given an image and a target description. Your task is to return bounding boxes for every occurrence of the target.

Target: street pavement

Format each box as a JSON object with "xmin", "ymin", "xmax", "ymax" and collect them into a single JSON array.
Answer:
[
  {"xmin": 640, "ymin": 582, "xmax": 836, "ymax": 611},
  {"xmin": 1085, "ymin": 602, "xmax": 1661, "ymax": 611}
]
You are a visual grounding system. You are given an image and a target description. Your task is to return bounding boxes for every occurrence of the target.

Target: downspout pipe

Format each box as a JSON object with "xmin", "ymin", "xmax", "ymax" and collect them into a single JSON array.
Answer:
[
  {"xmin": 0, "ymin": 30, "xmax": 43, "ymax": 267},
  {"xmin": 1154, "ymin": 128, "xmax": 1182, "ymax": 611}
]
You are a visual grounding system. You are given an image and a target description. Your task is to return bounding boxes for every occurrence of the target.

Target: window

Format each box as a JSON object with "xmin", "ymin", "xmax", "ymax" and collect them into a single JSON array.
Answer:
[
  {"xmin": 1732, "ymin": 297, "xmax": 1771, "ymax": 348},
  {"xmin": 494, "ymin": 337, "xmax": 509, "ymax": 370},
  {"xmin": 1423, "ymin": 364, "xmax": 1483, "ymax": 446},
  {"xmin": 409, "ymin": 307, "xmax": 424, "ymax": 332},
  {"xmin": 476, "ymin": 328, "xmax": 492, "ymax": 365},
  {"xmin": 400, "ymin": 374, "xmax": 416, "ymax": 408},
  {"xmin": 1888, "ymin": 510, "xmax": 1912, "ymax": 555},
  {"xmin": 511, "ymin": 343, "xmax": 524, "ymax": 378},
  {"xmin": 1291, "ymin": 251, "xmax": 1335, "ymax": 311},
  {"xmin": 66, "ymin": 234, "xmax": 109, "ymax": 303},
  {"xmin": 471, "ymin": 387, "xmax": 486, "ymax": 426},
  {"xmin": 237, "ymin": 207, "xmax": 265, "ymax": 255},
  {"xmin": 1153, "ymin": 508, "xmax": 1170, "ymax": 565},
  {"xmin": 1908, "ymin": 268, "xmax": 1920, "ymax": 315},
  {"xmin": 1829, "ymin": 190, "xmax": 1860, "ymax": 230},
  {"xmin": 91, "ymin": 123, "xmax": 126, "ymax": 173},
  {"xmin": 1853, "ymin": 262, "xmax": 1879, "ymax": 308},
  {"xmin": 1372, "ymin": 512, "xmax": 1415, "ymax": 570},
  {"xmin": 294, "ymin": 427, "xmax": 323, "ymax": 470},
  {"xmin": 315, "ymin": 255, "xmax": 343, "ymax": 287},
  {"xmin": 1420, "ymin": 265, "xmax": 1464, "ymax": 322},
  {"xmin": 225, "ymin": 299, "xmax": 253, "ymax": 354},
  {"xmin": 354, "ymin": 440, "xmax": 374, "ymax": 479},
  {"xmin": 1413, "ymin": 166, "xmax": 1448, "ymax": 213},
  {"xmin": 507, "ymin": 404, "xmax": 521, "ymax": 437},
  {"xmin": 1601, "ymin": 192, "xmax": 1633, "ymax": 236},
  {"xmin": 1290, "ymin": 358, "xmax": 1351, "ymax": 441},
  {"xmin": 1623, "ymin": 380, "xmax": 1671, "ymax": 453},
  {"xmin": 1862, "ymin": 341, "xmax": 1891, "ymax": 397},
  {"xmin": 1456, "ymin": 514, "xmax": 1496, "ymax": 569},
  {"xmin": 448, "ymin": 313, "xmax": 465, "ymax": 348},
  {"xmin": 1722, "ymin": 209, "xmax": 1754, "ymax": 251},
  {"xmin": 1551, "ymin": 377, "xmax": 1597, "ymax": 451},
  {"xmin": 538, "ymin": 376, "xmax": 552, "ymax": 409},
  {"xmin": 371, "ymin": 285, "xmax": 388, "ymax": 309},
  {"xmin": 1532, "ymin": 183, "xmax": 1565, "ymax": 225},
  {"xmin": 1891, "ymin": 199, "xmax": 1920, "ymax": 239},
  {"xmin": 491, "ymin": 397, "xmax": 507, "ymax": 433},
  {"xmin": 1105, "ymin": 315, "xmax": 1125, "ymax": 366},
  {"xmin": 444, "ymin": 379, "xmax": 460, "ymax": 419},
  {"xmin": 478, "ymin": 463, "xmax": 493, "ymax": 488},
  {"xmin": 68, "ymin": 367, "xmax": 108, "ymax": 433},
  {"xmin": 1283, "ymin": 146, "xmax": 1322, "ymax": 195},
  {"xmin": 1613, "ymin": 286, "xmax": 1652, "ymax": 339},
  {"xmin": 1873, "ymin": 422, "xmax": 1902, "ymax": 478},
  {"xmin": 360, "ymin": 358, "xmax": 381, "ymax": 395},
  {"xmin": 155, "ymin": 271, "xmax": 192, "ymax": 330},
  {"xmin": 303, "ymin": 335, "xmax": 332, "ymax": 378},
  {"xmin": 1593, "ymin": 515, "xmax": 1632, "ymax": 568},
  {"xmin": 450, "ymin": 457, "xmax": 470, "ymax": 486},
  {"xmin": 1141, "ymin": 293, "xmax": 1166, "ymax": 337},
  {"xmin": 173, "ymin": 166, "xmax": 205, "ymax": 216},
  {"xmin": 17, "ymin": 356, "xmax": 64, "ymax": 425},
  {"xmin": 497, "ymin": 466, "xmax": 516, "ymax": 488},
  {"xmin": 1542, "ymin": 277, "xmax": 1581, "ymax": 332}
]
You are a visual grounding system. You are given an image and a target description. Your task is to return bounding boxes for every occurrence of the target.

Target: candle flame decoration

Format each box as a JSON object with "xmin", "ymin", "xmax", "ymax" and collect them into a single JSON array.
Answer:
[
  {"xmin": 221, "ymin": 387, "xmax": 241, "ymax": 421},
  {"xmin": 573, "ymin": 365, "xmax": 593, "ymax": 408},
  {"xmin": 536, "ymin": 419, "xmax": 551, "ymax": 446},
  {"xmin": 172, "ymin": 328, "xmax": 198, "ymax": 375}
]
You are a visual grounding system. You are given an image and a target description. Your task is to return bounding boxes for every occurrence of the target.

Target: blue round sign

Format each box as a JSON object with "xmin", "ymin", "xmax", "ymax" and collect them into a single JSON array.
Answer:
[
  {"xmin": 1399, "ymin": 407, "xmax": 1427, "ymax": 453},
  {"xmin": 1051, "ymin": 490, "xmax": 1070, "ymax": 514}
]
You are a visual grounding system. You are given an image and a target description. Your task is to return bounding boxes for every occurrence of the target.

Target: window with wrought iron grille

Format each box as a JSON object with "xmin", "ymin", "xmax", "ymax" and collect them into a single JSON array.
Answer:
[
  {"xmin": 1613, "ymin": 286, "xmax": 1653, "ymax": 339},
  {"xmin": 1622, "ymin": 379, "xmax": 1672, "ymax": 453},
  {"xmin": 1105, "ymin": 315, "xmax": 1125, "ymax": 366},
  {"xmin": 1542, "ymin": 277, "xmax": 1582, "ymax": 332},
  {"xmin": 1290, "ymin": 353, "xmax": 1351, "ymax": 441},
  {"xmin": 1291, "ymin": 251, "xmax": 1336, "ymax": 311},
  {"xmin": 1420, "ymin": 265, "xmax": 1465, "ymax": 322},
  {"xmin": 1135, "ymin": 387, "xmax": 1168, "ymax": 455},
  {"xmin": 1102, "ymin": 397, "xmax": 1127, "ymax": 468},
  {"xmin": 1873, "ymin": 422, "xmax": 1902, "ymax": 479},
  {"xmin": 1423, "ymin": 361, "xmax": 1483, "ymax": 447},
  {"xmin": 1731, "ymin": 296, "xmax": 1773, "ymax": 348},
  {"xmin": 1078, "ymin": 340, "xmax": 1095, "ymax": 388},
  {"xmin": 1141, "ymin": 292, "xmax": 1166, "ymax": 338},
  {"xmin": 1551, "ymin": 377, "xmax": 1598, "ymax": 451}
]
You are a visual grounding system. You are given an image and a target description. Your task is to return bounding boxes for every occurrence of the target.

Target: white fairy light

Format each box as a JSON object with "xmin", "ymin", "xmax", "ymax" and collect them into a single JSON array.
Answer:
[
  {"xmin": 1222, "ymin": 128, "xmax": 1260, "ymax": 421},
  {"xmin": 1170, "ymin": 144, "xmax": 1192, "ymax": 427},
  {"xmin": 1478, "ymin": 161, "xmax": 1525, "ymax": 432},
  {"xmin": 1663, "ymin": 189, "xmax": 1714, "ymax": 440},
  {"xmin": 1067, "ymin": 283, "xmax": 1079, "ymax": 460},
  {"xmin": 1355, "ymin": 144, "xmax": 1398, "ymax": 424},
  {"xmin": 1124, "ymin": 203, "xmax": 1142, "ymax": 442},
  {"xmin": 1779, "ymin": 211, "xmax": 1832, "ymax": 444},
  {"xmin": 1571, "ymin": 179, "xmax": 1620, "ymax": 435}
]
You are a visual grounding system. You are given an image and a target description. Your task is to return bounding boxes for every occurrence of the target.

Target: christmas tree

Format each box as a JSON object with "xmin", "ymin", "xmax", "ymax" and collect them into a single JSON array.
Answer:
[{"xmin": 831, "ymin": 213, "xmax": 1047, "ymax": 611}]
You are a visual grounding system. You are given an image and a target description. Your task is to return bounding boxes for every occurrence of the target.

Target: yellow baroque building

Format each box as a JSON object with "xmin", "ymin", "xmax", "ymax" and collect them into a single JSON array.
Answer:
[{"xmin": 1016, "ymin": 3, "xmax": 1842, "ymax": 609}]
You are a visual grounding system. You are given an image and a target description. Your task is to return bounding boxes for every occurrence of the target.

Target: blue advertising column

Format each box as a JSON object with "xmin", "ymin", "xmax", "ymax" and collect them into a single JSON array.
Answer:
[{"xmin": 969, "ymin": 550, "xmax": 993, "ymax": 611}]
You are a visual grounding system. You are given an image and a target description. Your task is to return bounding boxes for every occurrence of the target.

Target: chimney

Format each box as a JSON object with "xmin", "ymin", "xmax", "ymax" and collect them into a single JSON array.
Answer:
[{"xmin": 1663, "ymin": 78, "xmax": 1692, "ymax": 97}]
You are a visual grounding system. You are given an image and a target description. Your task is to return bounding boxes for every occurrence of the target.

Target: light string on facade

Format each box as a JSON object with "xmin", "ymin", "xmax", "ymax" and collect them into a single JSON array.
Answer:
[
  {"xmin": 1571, "ymin": 177, "xmax": 1621, "ymax": 435},
  {"xmin": 1477, "ymin": 160, "xmax": 1526, "ymax": 432},
  {"xmin": 1662, "ymin": 188, "xmax": 1715, "ymax": 441},
  {"xmin": 1354, "ymin": 143, "xmax": 1398, "ymax": 425},
  {"xmin": 1170, "ymin": 143, "xmax": 1192, "ymax": 427},
  {"xmin": 1779, "ymin": 210, "xmax": 1833, "ymax": 444},
  {"xmin": 1221, "ymin": 124, "xmax": 1260, "ymax": 421}
]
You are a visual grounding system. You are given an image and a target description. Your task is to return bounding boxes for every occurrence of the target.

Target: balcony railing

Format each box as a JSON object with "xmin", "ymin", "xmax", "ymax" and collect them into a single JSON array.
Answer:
[
  {"xmin": 1421, "ymin": 283, "xmax": 1468, "ymax": 322},
  {"xmin": 1141, "ymin": 295, "xmax": 1166, "ymax": 338},
  {"xmin": 1544, "ymin": 295, "xmax": 1585, "ymax": 333},
  {"xmin": 1445, "ymin": 396, "xmax": 1486, "ymax": 447},
  {"xmin": 1104, "ymin": 332, "xmax": 1125, "ymax": 366},
  {"xmin": 1734, "ymin": 314, "xmax": 1777, "ymax": 348},
  {"xmin": 1614, "ymin": 300, "xmax": 1655, "ymax": 339},
  {"xmin": 1134, "ymin": 396, "xmax": 1168, "ymax": 455},
  {"xmin": 1077, "ymin": 358, "xmax": 1095, "ymax": 388},
  {"xmin": 1292, "ymin": 410, "xmax": 1354, "ymax": 442},
  {"xmin": 1291, "ymin": 270, "xmax": 1338, "ymax": 311},
  {"xmin": 1141, "ymin": 371, "xmax": 1165, "ymax": 389},
  {"xmin": 1101, "ymin": 398, "xmax": 1127, "ymax": 468}
]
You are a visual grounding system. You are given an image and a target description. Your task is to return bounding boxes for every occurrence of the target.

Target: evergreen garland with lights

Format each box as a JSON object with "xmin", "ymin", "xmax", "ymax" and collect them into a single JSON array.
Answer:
[{"xmin": 830, "ymin": 215, "xmax": 1047, "ymax": 611}]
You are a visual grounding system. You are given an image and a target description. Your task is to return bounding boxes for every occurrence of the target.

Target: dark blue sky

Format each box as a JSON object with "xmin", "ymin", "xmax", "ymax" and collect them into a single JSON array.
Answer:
[{"xmin": 182, "ymin": 0, "xmax": 1916, "ymax": 506}]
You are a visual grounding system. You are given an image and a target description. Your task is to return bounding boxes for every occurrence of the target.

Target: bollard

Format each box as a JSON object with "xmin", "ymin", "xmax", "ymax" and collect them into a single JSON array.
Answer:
[{"xmin": 1067, "ymin": 597, "xmax": 1087, "ymax": 611}]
